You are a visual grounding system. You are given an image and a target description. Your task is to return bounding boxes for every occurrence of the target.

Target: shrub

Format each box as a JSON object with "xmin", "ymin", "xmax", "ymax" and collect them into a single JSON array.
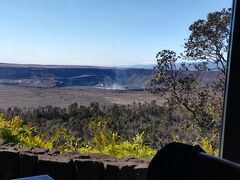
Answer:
[
  {"xmin": 173, "ymin": 135, "xmax": 219, "ymax": 156},
  {"xmin": 0, "ymin": 114, "xmax": 157, "ymax": 159},
  {"xmin": 0, "ymin": 114, "xmax": 218, "ymax": 159},
  {"xmin": 0, "ymin": 114, "xmax": 52, "ymax": 150},
  {"xmin": 80, "ymin": 116, "xmax": 157, "ymax": 159}
]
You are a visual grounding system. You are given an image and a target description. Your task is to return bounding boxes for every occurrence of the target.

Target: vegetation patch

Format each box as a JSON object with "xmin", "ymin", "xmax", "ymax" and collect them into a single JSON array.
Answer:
[{"xmin": 0, "ymin": 114, "xmax": 218, "ymax": 159}]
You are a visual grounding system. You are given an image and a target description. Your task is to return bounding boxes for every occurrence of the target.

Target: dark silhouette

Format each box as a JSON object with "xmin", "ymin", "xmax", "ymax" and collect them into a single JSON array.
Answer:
[{"xmin": 147, "ymin": 142, "xmax": 240, "ymax": 180}]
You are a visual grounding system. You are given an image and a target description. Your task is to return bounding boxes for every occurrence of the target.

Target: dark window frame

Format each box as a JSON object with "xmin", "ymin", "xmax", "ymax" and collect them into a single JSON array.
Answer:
[{"xmin": 220, "ymin": 0, "xmax": 240, "ymax": 163}]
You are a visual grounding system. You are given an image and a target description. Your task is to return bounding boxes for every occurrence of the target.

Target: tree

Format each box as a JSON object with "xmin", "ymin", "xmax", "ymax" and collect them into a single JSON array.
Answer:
[
  {"xmin": 184, "ymin": 8, "xmax": 231, "ymax": 74},
  {"xmin": 147, "ymin": 8, "xmax": 231, "ymax": 144},
  {"xmin": 148, "ymin": 50, "xmax": 217, "ymax": 131}
]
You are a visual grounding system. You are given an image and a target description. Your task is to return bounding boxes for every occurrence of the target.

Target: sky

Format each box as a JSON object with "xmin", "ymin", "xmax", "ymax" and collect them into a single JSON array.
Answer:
[{"xmin": 0, "ymin": 0, "xmax": 232, "ymax": 66}]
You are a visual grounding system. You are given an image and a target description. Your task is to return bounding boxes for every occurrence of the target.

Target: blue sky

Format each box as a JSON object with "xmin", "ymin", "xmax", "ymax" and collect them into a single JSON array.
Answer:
[{"xmin": 0, "ymin": 0, "xmax": 231, "ymax": 66}]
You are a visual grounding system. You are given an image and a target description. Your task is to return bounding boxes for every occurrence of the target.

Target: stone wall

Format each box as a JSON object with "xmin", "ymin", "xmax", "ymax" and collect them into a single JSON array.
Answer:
[{"xmin": 0, "ymin": 146, "xmax": 149, "ymax": 180}]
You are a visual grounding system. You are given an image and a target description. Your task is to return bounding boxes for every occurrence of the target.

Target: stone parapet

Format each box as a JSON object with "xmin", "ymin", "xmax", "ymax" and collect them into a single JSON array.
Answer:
[{"xmin": 0, "ymin": 146, "xmax": 149, "ymax": 180}]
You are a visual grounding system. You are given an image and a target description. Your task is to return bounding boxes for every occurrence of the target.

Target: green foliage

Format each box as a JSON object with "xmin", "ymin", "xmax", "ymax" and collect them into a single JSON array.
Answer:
[
  {"xmin": 44, "ymin": 128, "xmax": 83, "ymax": 153},
  {"xmin": 200, "ymin": 137, "xmax": 219, "ymax": 156},
  {"xmin": 0, "ymin": 114, "xmax": 157, "ymax": 159},
  {"xmin": 184, "ymin": 8, "xmax": 231, "ymax": 74},
  {"xmin": 148, "ymin": 48, "xmax": 221, "ymax": 136},
  {"xmin": 80, "ymin": 116, "xmax": 157, "ymax": 159},
  {"xmin": 2, "ymin": 102, "xmax": 170, "ymax": 148},
  {"xmin": 0, "ymin": 114, "xmax": 52, "ymax": 150},
  {"xmin": 88, "ymin": 115, "xmax": 110, "ymax": 150},
  {"xmin": 173, "ymin": 135, "xmax": 219, "ymax": 156},
  {"xmin": 79, "ymin": 131, "xmax": 157, "ymax": 159},
  {"xmin": 146, "ymin": 8, "xmax": 230, "ymax": 146},
  {"xmin": 0, "ymin": 113, "xmax": 220, "ymax": 159},
  {"xmin": 1, "ymin": 101, "xmax": 222, "ymax": 151}
]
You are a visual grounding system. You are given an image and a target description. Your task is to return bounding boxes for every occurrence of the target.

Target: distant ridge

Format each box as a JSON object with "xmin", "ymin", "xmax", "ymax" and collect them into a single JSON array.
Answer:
[
  {"xmin": 119, "ymin": 64, "xmax": 156, "ymax": 69},
  {"xmin": 119, "ymin": 61, "xmax": 220, "ymax": 70},
  {"xmin": 0, "ymin": 63, "xmax": 131, "ymax": 70},
  {"xmin": 0, "ymin": 63, "xmax": 219, "ymax": 89},
  {"xmin": 0, "ymin": 63, "xmax": 154, "ymax": 89}
]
